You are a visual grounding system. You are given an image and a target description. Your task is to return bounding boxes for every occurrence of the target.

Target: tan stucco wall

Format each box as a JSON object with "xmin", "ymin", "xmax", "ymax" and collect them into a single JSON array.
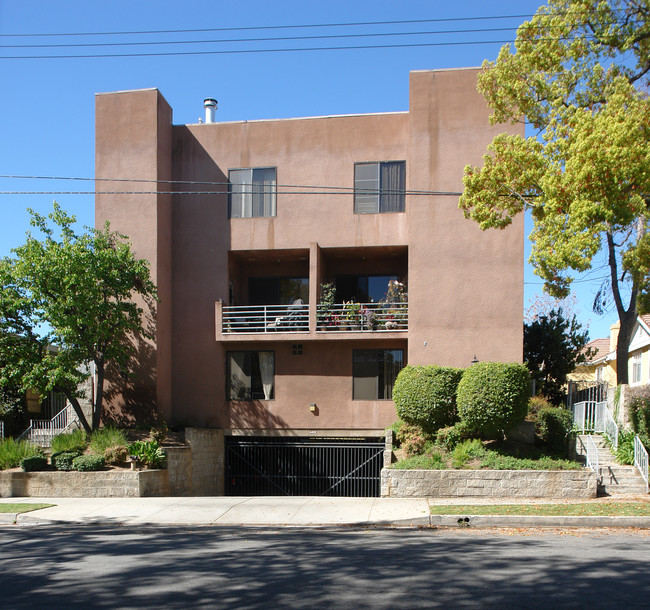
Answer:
[{"xmin": 94, "ymin": 68, "xmax": 524, "ymax": 431}]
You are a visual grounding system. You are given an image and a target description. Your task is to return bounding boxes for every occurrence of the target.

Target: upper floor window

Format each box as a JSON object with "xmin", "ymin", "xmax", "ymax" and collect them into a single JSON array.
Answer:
[
  {"xmin": 229, "ymin": 167, "xmax": 276, "ymax": 218},
  {"xmin": 353, "ymin": 349, "xmax": 404, "ymax": 400},
  {"xmin": 227, "ymin": 350, "xmax": 275, "ymax": 400},
  {"xmin": 632, "ymin": 352, "xmax": 642, "ymax": 385},
  {"xmin": 354, "ymin": 161, "xmax": 405, "ymax": 214}
]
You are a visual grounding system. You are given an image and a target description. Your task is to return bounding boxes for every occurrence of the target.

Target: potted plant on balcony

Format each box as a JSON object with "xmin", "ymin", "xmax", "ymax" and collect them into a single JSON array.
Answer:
[
  {"xmin": 343, "ymin": 300, "xmax": 361, "ymax": 330},
  {"xmin": 318, "ymin": 282, "xmax": 336, "ymax": 330}
]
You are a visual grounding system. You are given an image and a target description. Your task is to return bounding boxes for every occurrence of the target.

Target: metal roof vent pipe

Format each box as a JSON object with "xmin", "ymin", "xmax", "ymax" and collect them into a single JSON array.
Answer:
[{"xmin": 204, "ymin": 98, "xmax": 218, "ymax": 123}]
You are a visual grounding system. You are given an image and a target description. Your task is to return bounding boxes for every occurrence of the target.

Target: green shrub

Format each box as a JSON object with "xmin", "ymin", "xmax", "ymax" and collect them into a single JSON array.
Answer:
[
  {"xmin": 89, "ymin": 427, "xmax": 128, "ymax": 455},
  {"xmin": 615, "ymin": 429, "xmax": 635, "ymax": 465},
  {"xmin": 72, "ymin": 454, "xmax": 105, "ymax": 471},
  {"xmin": 150, "ymin": 424, "xmax": 168, "ymax": 445},
  {"xmin": 527, "ymin": 396, "xmax": 553, "ymax": 421},
  {"xmin": 451, "ymin": 439, "xmax": 487, "ymax": 468},
  {"xmin": 537, "ymin": 406, "xmax": 573, "ymax": 453},
  {"xmin": 393, "ymin": 365, "xmax": 464, "ymax": 433},
  {"xmin": 103, "ymin": 445, "xmax": 128, "ymax": 466},
  {"xmin": 456, "ymin": 362, "xmax": 530, "ymax": 437},
  {"xmin": 436, "ymin": 422, "xmax": 472, "ymax": 451},
  {"xmin": 392, "ymin": 452, "xmax": 447, "ymax": 470},
  {"xmin": 479, "ymin": 452, "xmax": 582, "ymax": 470},
  {"xmin": 51, "ymin": 429, "xmax": 88, "ymax": 454},
  {"xmin": 20, "ymin": 455, "xmax": 48, "ymax": 472},
  {"xmin": 393, "ymin": 422, "xmax": 432, "ymax": 457},
  {"xmin": 51, "ymin": 450, "xmax": 83, "ymax": 471},
  {"xmin": 0, "ymin": 438, "xmax": 43, "ymax": 470},
  {"xmin": 127, "ymin": 440, "xmax": 166, "ymax": 469},
  {"xmin": 628, "ymin": 392, "xmax": 650, "ymax": 449}
]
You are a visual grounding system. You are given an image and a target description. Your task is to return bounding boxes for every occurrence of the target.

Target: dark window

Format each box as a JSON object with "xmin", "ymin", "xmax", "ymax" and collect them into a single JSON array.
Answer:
[
  {"xmin": 227, "ymin": 351, "xmax": 275, "ymax": 400},
  {"xmin": 354, "ymin": 161, "xmax": 405, "ymax": 214},
  {"xmin": 229, "ymin": 168, "xmax": 277, "ymax": 218},
  {"xmin": 249, "ymin": 277, "xmax": 309, "ymax": 306},
  {"xmin": 353, "ymin": 349, "xmax": 404, "ymax": 400},
  {"xmin": 292, "ymin": 344, "xmax": 303, "ymax": 355},
  {"xmin": 335, "ymin": 275, "xmax": 398, "ymax": 303}
]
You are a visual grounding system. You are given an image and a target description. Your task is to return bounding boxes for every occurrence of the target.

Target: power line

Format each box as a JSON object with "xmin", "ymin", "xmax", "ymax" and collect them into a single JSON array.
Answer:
[
  {"xmin": 1, "ymin": 39, "xmax": 519, "ymax": 60},
  {"xmin": 0, "ymin": 190, "xmax": 463, "ymax": 197},
  {"xmin": 0, "ymin": 15, "xmax": 536, "ymax": 38},
  {"xmin": 0, "ymin": 27, "xmax": 524, "ymax": 50},
  {"xmin": 0, "ymin": 174, "xmax": 461, "ymax": 196}
]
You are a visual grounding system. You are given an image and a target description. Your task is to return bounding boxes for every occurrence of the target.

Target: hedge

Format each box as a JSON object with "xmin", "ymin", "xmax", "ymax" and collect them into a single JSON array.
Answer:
[
  {"xmin": 537, "ymin": 406, "xmax": 573, "ymax": 453},
  {"xmin": 456, "ymin": 361, "xmax": 530, "ymax": 437},
  {"xmin": 392, "ymin": 365, "xmax": 464, "ymax": 433}
]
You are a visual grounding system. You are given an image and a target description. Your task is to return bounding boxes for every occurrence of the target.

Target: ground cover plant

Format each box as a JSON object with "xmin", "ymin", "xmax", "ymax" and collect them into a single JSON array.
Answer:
[
  {"xmin": 429, "ymin": 502, "xmax": 650, "ymax": 517},
  {"xmin": 0, "ymin": 438, "xmax": 43, "ymax": 470},
  {"xmin": 51, "ymin": 429, "xmax": 88, "ymax": 454}
]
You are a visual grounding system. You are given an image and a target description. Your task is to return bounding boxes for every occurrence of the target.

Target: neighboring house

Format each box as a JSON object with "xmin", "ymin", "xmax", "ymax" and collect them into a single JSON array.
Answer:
[
  {"xmin": 94, "ymin": 68, "xmax": 524, "ymax": 491},
  {"xmin": 570, "ymin": 315, "xmax": 650, "ymax": 388}
]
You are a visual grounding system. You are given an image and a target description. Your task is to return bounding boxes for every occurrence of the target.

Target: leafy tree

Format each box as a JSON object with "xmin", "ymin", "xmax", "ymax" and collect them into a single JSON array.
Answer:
[
  {"xmin": 524, "ymin": 308, "xmax": 593, "ymax": 405},
  {"xmin": 0, "ymin": 203, "xmax": 156, "ymax": 431},
  {"xmin": 459, "ymin": 0, "xmax": 650, "ymax": 384}
]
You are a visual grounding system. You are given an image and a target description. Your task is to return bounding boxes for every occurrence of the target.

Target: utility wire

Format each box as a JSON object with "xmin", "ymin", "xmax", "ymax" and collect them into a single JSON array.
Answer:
[
  {"xmin": 0, "ymin": 15, "xmax": 536, "ymax": 38},
  {"xmin": 0, "ymin": 27, "xmax": 525, "ymax": 49},
  {"xmin": 1, "ymin": 39, "xmax": 520, "ymax": 60}
]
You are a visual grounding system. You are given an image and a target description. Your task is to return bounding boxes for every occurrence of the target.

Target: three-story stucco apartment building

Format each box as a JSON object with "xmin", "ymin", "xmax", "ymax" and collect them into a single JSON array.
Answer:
[{"xmin": 96, "ymin": 68, "xmax": 524, "ymax": 495}]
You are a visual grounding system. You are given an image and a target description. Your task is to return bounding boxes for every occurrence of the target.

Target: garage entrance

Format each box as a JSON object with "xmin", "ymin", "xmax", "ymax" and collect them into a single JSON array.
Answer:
[{"xmin": 225, "ymin": 436, "xmax": 384, "ymax": 497}]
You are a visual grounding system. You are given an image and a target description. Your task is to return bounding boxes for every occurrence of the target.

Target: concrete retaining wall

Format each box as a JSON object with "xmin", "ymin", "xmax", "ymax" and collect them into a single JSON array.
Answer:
[
  {"xmin": 0, "ymin": 470, "xmax": 169, "ymax": 498},
  {"xmin": 186, "ymin": 428, "xmax": 224, "ymax": 496},
  {"xmin": 381, "ymin": 469, "xmax": 597, "ymax": 499}
]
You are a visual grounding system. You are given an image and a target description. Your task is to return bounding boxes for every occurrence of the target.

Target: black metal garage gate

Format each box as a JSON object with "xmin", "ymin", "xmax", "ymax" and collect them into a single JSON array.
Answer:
[{"xmin": 225, "ymin": 436, "xmax": 385, "ymax": 497}]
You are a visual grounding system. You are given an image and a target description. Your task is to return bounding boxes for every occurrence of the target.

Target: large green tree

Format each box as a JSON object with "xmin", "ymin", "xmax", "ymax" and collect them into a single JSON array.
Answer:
[
  {"xmin": 459, "ymin": 0, "xmax": 650, "ymax": 384},
  {"xmin": 524, "ymin": 308, "xmax": 593, "ymax": 404},
  {"xmin": 0, "ymin": 203, "xmax": 156, "ymax": 431}
]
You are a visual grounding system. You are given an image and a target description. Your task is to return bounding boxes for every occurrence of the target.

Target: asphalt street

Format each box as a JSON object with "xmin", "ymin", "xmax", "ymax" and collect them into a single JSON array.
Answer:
[{"xmin": 1, "ymin": 525, "xmax": 649, "ymax": 609}]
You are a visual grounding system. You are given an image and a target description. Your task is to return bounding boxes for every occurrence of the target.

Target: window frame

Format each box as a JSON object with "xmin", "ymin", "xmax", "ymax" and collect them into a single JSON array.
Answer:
[
  {"xmin": 631, "ymin": 352, "xmax": 642, "ymax": 385},
  {"xmin": 226, "ymin": 350, "xmax": 275, "ymax": 401},
  {"xmin": 354, "ymin": 161, "xmax": 406, "ymax": 214},
  {"xmin": 228, "ymin": 167, "xmax": 277, "ymax": 219},
  {"xmin": 352, "ymin": 348, "xmax": 404, "ymax": 400}
]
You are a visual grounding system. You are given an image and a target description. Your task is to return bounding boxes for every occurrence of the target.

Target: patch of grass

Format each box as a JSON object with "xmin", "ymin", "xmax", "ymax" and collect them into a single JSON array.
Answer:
[
  {"xmin": 392, "ymin": 452, "xmax": 447, "ymax": 470},
  {"xmin": 451, "ymin": 439, "xmax": 487, "ymax": 468},
  {"xmin": 89, "ymin": 427, "xmax": 128, "ymax": 455},
  {"xmin": 0, "ymin": 438, "xmax": 44, "ymax": 470},
  {"xmin": 430, "ymin": 502, "xmax": 650, "ymax": 517},
  {"xmin": 0, "ymin": 503, "xmax": 55, "ymax": 514},
  {"xmin": 51, "ymin": 429, "xmax": 88, "ymax": 454}
]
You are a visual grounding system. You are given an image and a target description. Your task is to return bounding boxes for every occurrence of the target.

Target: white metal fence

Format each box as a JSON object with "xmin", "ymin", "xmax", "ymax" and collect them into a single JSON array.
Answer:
[
  {"xmin": 316, "ymin": 302, "xmax": 407, "ymax": 332},
  {"xmin": 634, "ymin": 436, "xmax": 649, "ymax": 494},
  {"xmin": 572, "ymin": 400, "xmax": 620, "ymax": 447},
  {"xmin": 17, "ymin": 403, "xmax": 79, "ymax": 447},
  {"xmin": 0, "ymin": 420, "xmax": 4, "ymax": 439}
]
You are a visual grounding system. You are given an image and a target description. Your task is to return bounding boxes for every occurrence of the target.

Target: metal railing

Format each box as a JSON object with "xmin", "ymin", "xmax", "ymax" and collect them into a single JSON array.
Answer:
[
  {"xmin": 17, "ymin": 403, "xmax": 79, "ymax": 447},
  {"xmin": 634, "ymin": 436, "xmax": 649, "ymax": 494},
  {"xmin": 577, "ymin": 434, "xmax": 599, "ymax": 477},
  {"xmin": 572, "ymin": 400, "xmax": 618, "ymax": 449},
  {"xmin": 316, "ymin": 302, "xmax": 407, "ymax": 332},
  {"xmin": 0, "ymin": 420, "xmax": 4, "ymax": 439},
  {"xmin": 223, "ymin": 304, "xmax": 309, "ymax": 334}
]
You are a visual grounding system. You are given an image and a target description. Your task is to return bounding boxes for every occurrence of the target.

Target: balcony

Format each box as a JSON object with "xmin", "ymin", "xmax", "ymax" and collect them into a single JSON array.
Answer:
[{"xmin": 216, "ymin": 301, "xmax": 407, "ymax": 339}]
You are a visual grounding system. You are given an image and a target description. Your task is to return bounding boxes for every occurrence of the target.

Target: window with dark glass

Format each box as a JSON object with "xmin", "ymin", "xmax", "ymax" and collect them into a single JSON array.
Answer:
[
  {"xmin": 227, "ymin": 351, "xmax": 275, "ymax": 400},
  {"xmin": 335, "ymin": 274, "xmax": 398, "ymax": 303},
  {"xmin": 229, "ymin": 167, "xmax": 277, "ymax": 218},
  {"xmin": 353, "ymin": 349, "xmax": 404, "ymax": 400},
  {"xmin": 354, "ymin": 161, "xmax": 405, "ymax": 214}
]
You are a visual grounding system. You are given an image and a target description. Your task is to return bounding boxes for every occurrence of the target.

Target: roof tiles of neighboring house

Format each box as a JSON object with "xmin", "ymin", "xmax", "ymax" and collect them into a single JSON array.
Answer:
[{"xmin": 581, "ymin": 338, "xmax": 610, "ymax": 365}]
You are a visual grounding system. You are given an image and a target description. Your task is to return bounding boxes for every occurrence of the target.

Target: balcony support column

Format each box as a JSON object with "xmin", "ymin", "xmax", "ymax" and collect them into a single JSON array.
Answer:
[{"xmin": 309, "ymin": 242, "xmax": 322, "ymax": 332}]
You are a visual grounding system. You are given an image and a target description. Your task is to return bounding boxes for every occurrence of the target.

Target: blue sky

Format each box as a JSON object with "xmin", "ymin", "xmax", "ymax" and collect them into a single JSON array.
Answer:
[{"xmin": 0, "ymin": 0, "xmax": 620, "ymax": 340}]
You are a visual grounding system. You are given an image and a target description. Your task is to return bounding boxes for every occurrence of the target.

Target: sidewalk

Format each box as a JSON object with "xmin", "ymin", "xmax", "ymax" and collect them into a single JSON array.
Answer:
[{"xmin": 2, "ymin": 496, "xmax": 650, "ymax": 528}]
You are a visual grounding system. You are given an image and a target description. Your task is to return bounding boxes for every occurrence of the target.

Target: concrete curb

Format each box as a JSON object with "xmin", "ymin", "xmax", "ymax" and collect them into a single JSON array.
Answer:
[
  {"xmin": 427, "ymin": 515, "xmax": 650, "ymax": 528},
  {"xmin": 0, "ymin": 513, "xmax": 18, "ymax": 524}
]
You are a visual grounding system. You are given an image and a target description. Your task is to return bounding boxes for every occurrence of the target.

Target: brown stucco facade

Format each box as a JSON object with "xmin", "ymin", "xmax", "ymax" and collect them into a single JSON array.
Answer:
[{"xmin": 95, "ymin": 68, "xmax": 524, "ymax": 436}]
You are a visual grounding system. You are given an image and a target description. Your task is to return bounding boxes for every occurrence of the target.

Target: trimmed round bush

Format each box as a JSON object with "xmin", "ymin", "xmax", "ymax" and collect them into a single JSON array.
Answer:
[
  {"xmin": 72, "ymin": 454, "xmax": 105, "ymax": 472},
  {"xmin": 456, "ymin": 361, "xmax": 530, "ymax": 437},
  {"xmin": 51, "ymin": 450, "xmax": 83, "ymax": 471},
  {"xmin": 392, "ymin": 365, "xmax": 464, "ymax": 433},
  {"xmin": 20, "ymin": 455, "xmax": 48, "ymax": 472},
  {"xmin": 537, "ymin": 406, "xmax": 573, "ymax": 453}
]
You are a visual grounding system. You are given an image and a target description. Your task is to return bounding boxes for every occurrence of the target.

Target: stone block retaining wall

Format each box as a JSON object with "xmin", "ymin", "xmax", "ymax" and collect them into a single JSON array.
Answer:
[
  {"xmin": 0, "ymin": 470, "xmax": 169, "ymax": 498},
  {"xmin": 381, "ymin": 469, "xmax": 597, "ymax": 499}
]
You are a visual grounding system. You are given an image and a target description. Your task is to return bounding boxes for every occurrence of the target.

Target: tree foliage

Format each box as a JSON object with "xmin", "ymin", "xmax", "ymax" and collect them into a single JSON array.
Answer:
[
  {"xmin": 0, "ymin": 203, "xmax": 156, "ymax": 431},
  {"xmin": 524, "ymin": 308, "xmax": 593, "ymax": 405},
  {"xmin": 459, "ymin": 0, "xmax": 650, "ymax": 384}
]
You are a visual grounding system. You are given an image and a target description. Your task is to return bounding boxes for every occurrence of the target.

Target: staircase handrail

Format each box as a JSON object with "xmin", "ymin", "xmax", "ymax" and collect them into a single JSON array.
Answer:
[
  {"xmin": 634, "ymin": 436, "xmax": 649, "ymax": 494},
  {"xmin": 577, "ymin": 434, "xmax": 599, "ymax": 478},
  {"xmin": 600, "ymin": 401, "xmax": 619, "ymax": 450}
]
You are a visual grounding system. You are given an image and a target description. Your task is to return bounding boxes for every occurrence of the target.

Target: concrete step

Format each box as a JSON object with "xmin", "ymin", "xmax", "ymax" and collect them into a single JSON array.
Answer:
[{"xmin": 599, "ymin": 484, "xmax": 649, "ymax": 495}]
